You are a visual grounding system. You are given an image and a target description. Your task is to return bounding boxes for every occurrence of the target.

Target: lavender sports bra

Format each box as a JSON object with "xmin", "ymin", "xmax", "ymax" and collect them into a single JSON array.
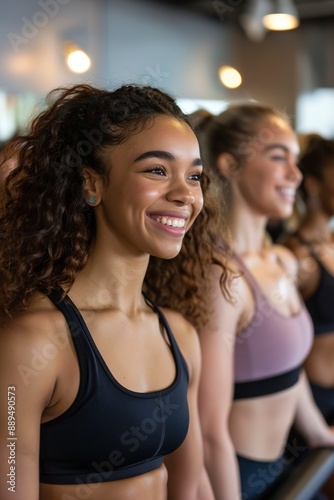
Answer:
[{"xmin": 233, "ymin": 252, "xmax": 314, "ymax": 399}]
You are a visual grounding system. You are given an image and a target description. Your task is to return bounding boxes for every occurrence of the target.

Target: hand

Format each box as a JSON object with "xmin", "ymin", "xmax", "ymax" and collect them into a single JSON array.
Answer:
[{"xmin": 308, "ymin": 426, "xmax": 334, "ymax": 449}]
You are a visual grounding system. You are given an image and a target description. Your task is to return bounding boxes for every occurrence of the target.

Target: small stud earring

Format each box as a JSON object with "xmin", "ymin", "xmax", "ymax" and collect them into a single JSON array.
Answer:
[{"xmin": 88, "ymin": 196, "xmax": 96, "ymax": 205}]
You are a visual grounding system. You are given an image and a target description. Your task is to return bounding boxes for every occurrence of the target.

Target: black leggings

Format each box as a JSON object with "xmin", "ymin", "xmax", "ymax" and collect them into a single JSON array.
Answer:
[
  {"xmin": 238, "ymin": 452, "xmax": 294, "ymax": 499},
  {"xmin": 285, "ymin": 382, "xmax": 334, "ymax": 500}
]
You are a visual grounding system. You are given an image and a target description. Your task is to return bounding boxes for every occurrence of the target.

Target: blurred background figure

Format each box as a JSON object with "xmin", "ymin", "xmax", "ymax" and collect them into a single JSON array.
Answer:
[
  {"xmin": 192, "ymin": 104, "xmax": 334, "ymax": 499},
  {"xmin": 281, "ymin": 134, "xmax": 334, "ymax": 497}
]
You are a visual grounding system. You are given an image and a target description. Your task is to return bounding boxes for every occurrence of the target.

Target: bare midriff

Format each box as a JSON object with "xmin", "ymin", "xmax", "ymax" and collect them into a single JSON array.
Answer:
[
  {"xmin": 40, "ymin": 463, "xmax": 168, "ymax": 500},
  {"xmin": 229, "ymin": 383, "xmax": 300, "ymax": 460}
]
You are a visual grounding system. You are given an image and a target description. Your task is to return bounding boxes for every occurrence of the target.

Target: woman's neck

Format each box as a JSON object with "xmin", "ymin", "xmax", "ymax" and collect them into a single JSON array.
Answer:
[
  {"xmin": 68, "ymin": 246, "xmax": 150, "ymax": 314},
  {"xmin": 229, "ymin": 202, "xmax": 268, "ymax": 255}
]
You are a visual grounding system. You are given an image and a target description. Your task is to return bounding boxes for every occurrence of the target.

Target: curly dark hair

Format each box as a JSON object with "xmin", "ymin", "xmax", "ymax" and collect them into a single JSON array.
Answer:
[{"xmin": 0, "ymin": 83, "xmax": 231, "ymax": 327}]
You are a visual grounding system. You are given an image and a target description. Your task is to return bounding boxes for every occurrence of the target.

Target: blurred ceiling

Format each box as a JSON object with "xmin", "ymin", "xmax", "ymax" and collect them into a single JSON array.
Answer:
[{"xmin": 154, "ymin": 0, "xmax": 334, "ymax": 24}]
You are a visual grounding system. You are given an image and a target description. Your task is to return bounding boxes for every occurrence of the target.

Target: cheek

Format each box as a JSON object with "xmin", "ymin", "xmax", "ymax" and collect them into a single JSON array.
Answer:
[
  {"xmin": 129, "ymin": 185, "xmax": 161, "ymax": 206},
  {"xmin": 239, "ymin": 174, "xmax": 268, "ymax": 200},
  {"xmin": 194, "ymin": 193, "xmax": 204, "ymax": 217},
  {"xmin": 240, "ymin": 163, "xmax": 272, "ymax": 191}
]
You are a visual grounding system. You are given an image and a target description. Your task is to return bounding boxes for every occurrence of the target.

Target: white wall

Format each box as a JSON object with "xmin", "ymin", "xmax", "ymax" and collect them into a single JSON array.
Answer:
[
  {"xmin": 2, "ymin": 0, "xmax": 333, "ymax": 136},
  {"xmin": 1, "ymin": 0, "xmax": 105, "ymax": 94},
  {"xmin": 0, "ymin": 0, "xmax": 229, "ymax": 99},
  {"xmin": 102, "ymin": 0, "xmax": 228, "ymax": 99}
]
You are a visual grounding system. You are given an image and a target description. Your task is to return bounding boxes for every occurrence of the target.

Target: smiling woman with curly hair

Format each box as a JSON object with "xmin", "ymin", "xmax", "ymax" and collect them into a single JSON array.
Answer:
[{"xmin": 0, "ymin": 83, "xmax": 231, "ymax": 500}]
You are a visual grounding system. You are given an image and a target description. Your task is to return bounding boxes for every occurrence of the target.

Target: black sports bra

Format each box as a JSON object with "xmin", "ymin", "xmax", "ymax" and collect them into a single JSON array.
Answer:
[
  {"xmin": 39, "ymin": 290, "xmax": 189, "ymax": 484},
  {"xmin": 294, "ymin": 232, "xmax": 334, "ymax": 335}
]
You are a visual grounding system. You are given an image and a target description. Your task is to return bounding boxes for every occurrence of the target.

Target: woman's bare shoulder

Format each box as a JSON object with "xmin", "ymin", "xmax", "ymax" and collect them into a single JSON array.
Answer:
[
  {"xmin": 0, "ymin": 293, "xmax": 68, "ymax": 408},
  {"xmin": 0, "ymin": 291, "xmax": 67, "ymax": 347}
]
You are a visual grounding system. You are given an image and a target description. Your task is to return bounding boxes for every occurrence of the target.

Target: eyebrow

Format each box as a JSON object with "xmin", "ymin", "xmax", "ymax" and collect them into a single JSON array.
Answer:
[
  {"xmin": 262, "ymin": 144, "xmax": 289, "ymax": 153},
  {"xmin": 134, "ymin": 150, "xmax": 203, "ymax": 166}
]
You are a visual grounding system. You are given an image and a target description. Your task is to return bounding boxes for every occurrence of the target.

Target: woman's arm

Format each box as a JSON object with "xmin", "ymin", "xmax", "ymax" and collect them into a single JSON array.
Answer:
[
  {"xmin": 273, "ymin": 247, "xmax": 334, "ymax": 444},
  {"xmin": 163, "ymin": 311, "xmax": 214, "ymax": 500},
  {"xmin": 294, "ymin": 370, "xmax": 334, "ymax": 448},
  {"xmin": 0, "ymin": 313, "xmax": 57, "ymax": 500},
  {"xmin": 198, "ymin": 265, "xmax": 244, "ymax": 500}
]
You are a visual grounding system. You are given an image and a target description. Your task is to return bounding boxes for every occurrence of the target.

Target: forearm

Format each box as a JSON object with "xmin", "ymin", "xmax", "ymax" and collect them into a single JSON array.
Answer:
[
  {"xmin": 167, "ymin": 461, "xmax": 215, "ymax": 500},
  {"xmin": 196, "ymin": 468, "xmax": 215, "ymax": 500},
  {"xmin": 204, "ymin": 437, "xmax": 241, "ymax": 500},
  {"xmin": 294, "ymin": 371, "xmax": 334, "ymax": 447},
  {"xmin": 0, "ymin": 454, "xmax": 39, "ymax": 500}
]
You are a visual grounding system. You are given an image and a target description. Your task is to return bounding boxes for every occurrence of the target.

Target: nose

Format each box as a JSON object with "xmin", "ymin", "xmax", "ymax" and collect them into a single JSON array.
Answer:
[
  {"xmin": 166, "ymin": 177, "xmax": 196, "ymax": 205},
  {"xmin": 288, "ymin": 160, "xmax": 303, "ymax": 186}
]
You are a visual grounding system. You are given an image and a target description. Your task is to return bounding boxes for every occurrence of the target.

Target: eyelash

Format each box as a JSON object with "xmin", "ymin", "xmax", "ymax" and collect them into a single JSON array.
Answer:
[
  {"xmin": 145, "ymin": 166, "xmax": 203, "ymax": 182},
  {"xmin": 190, "ymin": 172, "xmax": 203, "ymax": 182},
  {"xmin": 271, "ymin": 155, "xmax": 286, "ymax": 162},
  {"xmin": 145, "ymin": 166, "xmax": 166, "ymax": 175}
]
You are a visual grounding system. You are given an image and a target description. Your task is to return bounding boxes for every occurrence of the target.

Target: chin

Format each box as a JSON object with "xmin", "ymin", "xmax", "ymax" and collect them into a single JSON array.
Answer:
[
  {"xmin": 151, "ymin": 246, "xmax": 182, "ymax": 261},
  {"xmin": 268, "ymin": 207, "xmax": 293, "ymax": 220}
]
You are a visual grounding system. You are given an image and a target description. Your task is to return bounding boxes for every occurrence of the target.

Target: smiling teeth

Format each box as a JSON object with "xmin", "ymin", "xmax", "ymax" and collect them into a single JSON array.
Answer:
[
  {"xmin": 279, "ymin": 188, "xmax": 295, "ymax": 195},
  {"xmin": 155, "ymin": 217, "xmax": 185, "ymax": 228}
]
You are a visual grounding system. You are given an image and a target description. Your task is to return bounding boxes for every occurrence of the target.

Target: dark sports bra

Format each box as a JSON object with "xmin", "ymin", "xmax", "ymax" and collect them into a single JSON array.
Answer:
[
  {"xmin": 39, "ymin": 290, "xmax": 189, "ymax": 484},
  {"xmin": 293, "ymin": 232, "xmax": 334, "ymax": 335},
  {"xmin": 233, "ymin": 252, "xmax": 313, "ymax": 400}
]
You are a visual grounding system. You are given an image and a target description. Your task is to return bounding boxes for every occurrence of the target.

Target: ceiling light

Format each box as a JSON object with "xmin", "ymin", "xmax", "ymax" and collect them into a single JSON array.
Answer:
[
  {"xmin": 262, "ymin": 0, "xmax": 299, "ymax": 31},
  {"xmin": 219, "ymin": 66, "xmax": 242, "ymax": 89},
  {"xmin": 64, "ymin": 43, "xmax": 91, "ymax": 74}
]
